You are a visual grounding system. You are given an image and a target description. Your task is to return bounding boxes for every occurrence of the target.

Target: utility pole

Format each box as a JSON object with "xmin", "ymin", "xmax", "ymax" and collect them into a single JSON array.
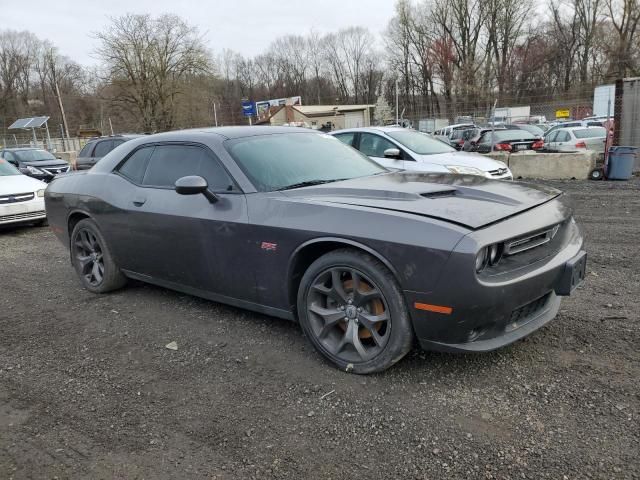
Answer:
[
  {"xmin": 55, "ymin": 81, "xmax": 71, "ymax": 148},
  {"xmin": 213, "ymin": 102, "xmax": 218, "ymax": 127}
]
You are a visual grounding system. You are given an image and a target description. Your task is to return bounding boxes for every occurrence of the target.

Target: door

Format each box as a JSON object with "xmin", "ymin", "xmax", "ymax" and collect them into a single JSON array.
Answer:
[
  {"xmin": 111, "ymin": 142, "xmax": 251, "ymax": 299},
  {"xmin": 357, "ymin": 133, "xmax": 405, "ymax": 169},
  {"xmin": 554, "ymin": 130, "xmax": 572, "ymax": 151},
  {"xmin": 344, "ymin": 111, "xmax": 365, "ymax": 128},
  {"xmin": 545, "ymin": 130, "xmax": 559, "ymax": 151}
]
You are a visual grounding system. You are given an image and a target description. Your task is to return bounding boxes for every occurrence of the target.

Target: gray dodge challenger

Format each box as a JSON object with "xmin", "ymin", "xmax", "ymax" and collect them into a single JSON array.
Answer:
[{"xmin": 45, "ymin": 127, "xmax": 586, "ymax": 374}]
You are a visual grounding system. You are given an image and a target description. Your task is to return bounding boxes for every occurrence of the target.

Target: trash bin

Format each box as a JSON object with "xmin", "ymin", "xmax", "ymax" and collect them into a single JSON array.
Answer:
[{"xmin": 607, "ymin": 146, "xmax": 637, "ymax": 180}]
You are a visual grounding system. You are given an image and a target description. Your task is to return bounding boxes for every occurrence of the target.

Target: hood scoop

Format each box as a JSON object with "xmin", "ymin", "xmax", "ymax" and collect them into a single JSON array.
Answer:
[{"xmin": 420, "ymin": 189, "xmax": 458, "ymax": 199}]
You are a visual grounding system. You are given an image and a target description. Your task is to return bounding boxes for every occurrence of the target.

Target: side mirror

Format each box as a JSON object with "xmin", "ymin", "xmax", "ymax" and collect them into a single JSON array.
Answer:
[
  {"xmin": 384, "ymin": 148, "xmax": 401, "ymax": 159},
  {"xmin": 175, "ymin": 175, "xmax": 218, "ymax": 203}
]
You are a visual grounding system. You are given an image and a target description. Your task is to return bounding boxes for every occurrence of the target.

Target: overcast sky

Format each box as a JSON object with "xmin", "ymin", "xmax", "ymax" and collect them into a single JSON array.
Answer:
[{"xmin": 3, "ymin": 0, "xmax": 396, "ymax": 65}]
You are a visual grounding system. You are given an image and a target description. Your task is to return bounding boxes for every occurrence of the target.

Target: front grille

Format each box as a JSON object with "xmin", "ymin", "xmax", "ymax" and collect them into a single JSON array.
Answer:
[
  {"xmin": 488, "ymin": 168, "xmax": 509, "ymax": 177},
  {"xmin": 0, "ymin": 211, "xmax": 45, "ymax": 222},
  {"xmin": 505, "ymin": 224, "xmax": 560, "ymax": 255},
  {"xmin": 0, "ymin": 192, "xmax": 34, "ymax": 204},
  {"xmin": 41, "ymin": 165, "xmax": 70, "ymax": 176},
  {"xmin": 509, "ymin": 293, "xmax": 551, "ymax": 325}
]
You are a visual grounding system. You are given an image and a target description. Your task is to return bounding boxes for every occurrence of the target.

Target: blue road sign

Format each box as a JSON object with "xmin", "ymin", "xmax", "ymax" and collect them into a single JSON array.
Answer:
[{"xmin": 242, "ymin": 101, "xmax": 256, "ymax": 117}]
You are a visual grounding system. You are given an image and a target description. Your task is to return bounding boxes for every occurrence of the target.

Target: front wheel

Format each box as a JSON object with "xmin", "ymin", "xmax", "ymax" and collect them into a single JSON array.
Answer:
[
  {"xmin": 70, "ymin": 218, "xmax": 126, "ymax": 293},
  {"xmin": 297, "ymin": 249, "xmax": 414, "ymax": 374}
]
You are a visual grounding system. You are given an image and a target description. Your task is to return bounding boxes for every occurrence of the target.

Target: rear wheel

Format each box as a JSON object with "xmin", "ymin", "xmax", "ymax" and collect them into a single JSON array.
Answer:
[
  {"xmin": 297, "ymin": 249, "xmax": 413, "ymax": 374},
  {"xmin": 70, "ymin": 218, "xmax": 126, "ymax": 293}
]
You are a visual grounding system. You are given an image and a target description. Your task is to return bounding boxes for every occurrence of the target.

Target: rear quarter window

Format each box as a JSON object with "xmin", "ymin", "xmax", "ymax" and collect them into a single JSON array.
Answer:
[{"xmin": 78, "ymin": 142, "xmax": 94, "ymax": 157}]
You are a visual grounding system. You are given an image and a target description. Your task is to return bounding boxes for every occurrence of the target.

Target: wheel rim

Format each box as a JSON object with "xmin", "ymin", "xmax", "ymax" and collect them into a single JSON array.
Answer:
[
  {"xmin": 73, "ymin": 228, "xmax": 105, "ymax": 287},
  {"xmin": 306, "ymin": 267, "xmax": 391, "ymax": 363}
]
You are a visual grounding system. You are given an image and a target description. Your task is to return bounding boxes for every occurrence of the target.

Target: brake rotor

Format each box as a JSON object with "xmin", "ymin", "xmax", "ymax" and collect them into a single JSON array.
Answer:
[{"xmin": 341, "ymin": 277, "xmax": 384, "ymax": 339}]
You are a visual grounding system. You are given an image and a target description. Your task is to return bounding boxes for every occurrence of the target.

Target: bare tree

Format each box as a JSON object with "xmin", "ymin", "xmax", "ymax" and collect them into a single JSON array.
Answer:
[
  {"xmin": 95, "ymin": 14, "xmax": 211, "ymax": 132},
  {"xmin": 604, "ymin": 0, "xmax": 640, "ymax": 78}
]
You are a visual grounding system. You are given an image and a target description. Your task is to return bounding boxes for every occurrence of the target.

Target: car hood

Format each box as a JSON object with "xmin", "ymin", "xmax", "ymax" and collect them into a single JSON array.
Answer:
[
  {"xmin": 415, "ymin": 151, "xmax": 507, "ymax": 171},
  {"xmin": 20, "ymin": 159, "xmax": 69, "ymax": 168},
  {"xmin": 0, "ymin": 174, "xmax": 47, "ymax": 195},
  {"xmin": 281, "ymin": 172, "xmax": 562, "ymax": 229}
]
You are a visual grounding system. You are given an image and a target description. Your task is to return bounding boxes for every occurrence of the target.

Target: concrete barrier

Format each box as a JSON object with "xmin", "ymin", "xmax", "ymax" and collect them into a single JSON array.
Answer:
[
  {"xmin": 55, "ymin": 151, "xmax": 78, "ymax": 166},
  {"xmin": 486, "ymin": 151, "xmax": 597, "ymax": 180}
]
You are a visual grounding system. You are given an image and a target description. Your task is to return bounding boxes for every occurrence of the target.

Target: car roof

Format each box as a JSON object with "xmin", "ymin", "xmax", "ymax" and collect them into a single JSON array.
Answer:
[
  {"xmin": 560, "ymin": 126, "xmax": 606, "ymax": 131},
  {"xmin": 330, "ymin": 126, "xmax": 411, "ymax": 135}
]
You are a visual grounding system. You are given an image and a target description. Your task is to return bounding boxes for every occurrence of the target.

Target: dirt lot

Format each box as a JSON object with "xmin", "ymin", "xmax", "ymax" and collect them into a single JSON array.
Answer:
[{"xmin": 1, "ymin": 179, "xmax": 639, "ymax": 479}]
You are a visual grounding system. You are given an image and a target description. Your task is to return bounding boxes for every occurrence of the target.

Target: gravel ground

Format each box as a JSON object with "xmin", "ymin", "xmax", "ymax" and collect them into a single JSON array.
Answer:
[{"xmin": 1, "ymin": 178, "xmax": 639, "ymax": 480}]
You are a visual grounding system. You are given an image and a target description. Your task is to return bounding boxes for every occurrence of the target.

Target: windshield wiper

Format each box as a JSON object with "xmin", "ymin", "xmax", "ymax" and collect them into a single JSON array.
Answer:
[{"xmin": 276, "ymin": 179, "xmax": 348, "ymax": 191}]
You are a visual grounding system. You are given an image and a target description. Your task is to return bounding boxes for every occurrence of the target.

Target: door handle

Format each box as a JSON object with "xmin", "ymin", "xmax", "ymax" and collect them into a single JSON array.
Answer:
[{"xmin": 132, "ymin": 196, "xmax": 146, "ymax": 207}]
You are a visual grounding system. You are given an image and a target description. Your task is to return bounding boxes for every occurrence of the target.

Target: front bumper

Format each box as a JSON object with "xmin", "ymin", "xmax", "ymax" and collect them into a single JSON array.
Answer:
[
  {"xmin": 0, "ymin": 198, "xmax": 46, "ymax": 225},
  {"xmin": 407, "ymin": 201, "xmax": 584, "ymax": 353}
]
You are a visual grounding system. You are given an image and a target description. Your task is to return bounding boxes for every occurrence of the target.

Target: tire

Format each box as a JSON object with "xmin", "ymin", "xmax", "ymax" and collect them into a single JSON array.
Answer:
[
  {"xmin": 297, "ymin": 249, "xmax": 414, "ymax": 374},
  {"xmin": 70, "ymin": 218, "xmax": 126, "ymax": 293},
  {"xmin": 589, "ymin": 167, "xmax": 604, "ymax": 180}
]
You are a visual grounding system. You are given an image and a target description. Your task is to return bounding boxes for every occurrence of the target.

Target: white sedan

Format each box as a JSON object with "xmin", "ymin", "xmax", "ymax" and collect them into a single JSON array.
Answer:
[
  {"xmin": 0, "ymin": 159, "xmax": 47, "ymax": 227},
  {"xmin": 330, "ymin": 127, "xmax": 513, "ymax": 180}
]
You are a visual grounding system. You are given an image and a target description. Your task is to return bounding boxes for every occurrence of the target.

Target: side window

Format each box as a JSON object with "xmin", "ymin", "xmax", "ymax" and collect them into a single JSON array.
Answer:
[
  {"xmin": 112, "ymin": 139, "xmax": 125, "ymax": 148},
  {"xmin": 142, "ymin": 144, "xmax": 234, "ymax": 192},
  {"xmin": 558, "ymin": 131, "xmax": 570, "ymax": 142},
  {"xmin": 93, "ymin": 140, "xmax": 114, "ymax": 157},
  {"xmin": 118, "ymin": 146, "xmax": 155, "ymax": 183},
  {"xmin": 358, "ymin": 133, "xmax": 398, "ymax": 158},
  {"xmin": 78, "ymin": 142, "xmax": 94, "ymax": 157},
  {"xmin": 546, "ymin": 131, "xmax": 558, "ymax": 142},
  {"xmin": 3, "ymin": 151, "xmax": 15, "ymax": 162},
  {"xmin": 334, "ymin": 133, "xmax": 355, "ymax": 146}
]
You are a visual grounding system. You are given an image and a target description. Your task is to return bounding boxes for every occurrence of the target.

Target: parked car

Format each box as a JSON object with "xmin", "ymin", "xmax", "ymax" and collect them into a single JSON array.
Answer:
[
  {"xmin": 75, "ymin": 134, "xmax": 142, "ymax": 170},
  {"xmin": 0, "ymin": 158, "xmax": 47, "ymax": 227},
  {"xmin": 45, "ymin": 126, "xmax": 586, "ymax": 373},
  {"xmin": 331, "ymin": 127, "xmax": 512, "ymax": 180},
  {"xmin": 462, "ymin": 128, "xmax": 506, "ymax": 152},
  {"xmin": 0, "ymin": 148, "xmax": 70, "ymax": 182},
  {"xmin": 475, "ymin": 130, "xmax": 544, "ymax": 153},
  {"xmin": 545, "ymin": 120, "xmax": 603, "ymax": 137},
  {"xmin": 544, "ymin": 127, "xmax": 607, "ymax": 154},
  {"xmin": 433, "ymin": 123, "xmax": 476, "ymax": 138},
  {"xmin": 449, "ymin": 129, "xmax": 469, "ymax": 150},
  {"xmin": 503, "ymin": 124, "xmax": 545, "ymax": 137}
]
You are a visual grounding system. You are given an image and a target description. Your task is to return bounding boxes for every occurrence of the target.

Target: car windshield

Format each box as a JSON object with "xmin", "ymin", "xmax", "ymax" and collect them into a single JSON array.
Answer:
[
  {"xmin": 573, "ymin": 127, "xmax": 606, "ymax": 139},
  {"xmin": 226, "ymin": 132, "xmax": 385, "ymax": 192},
  {"xmin": 486, "ymin": 130, "xmax": 536, "ymax": 141},
  {"xmin": 14, "ymin": 149, "xmax": 56, "ymax": 162},
  {"xmin": 386, "ymin": 130, "xmax": 455, "ymax": 154},
  {"xmin": 0, "ymin": 159, "xmax": 20, "ymax": 176}
]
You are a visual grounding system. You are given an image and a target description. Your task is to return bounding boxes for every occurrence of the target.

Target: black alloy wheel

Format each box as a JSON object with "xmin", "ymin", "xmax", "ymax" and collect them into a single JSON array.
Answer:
[
  {"xmin": 73, "ymin": 227, "xmax": 105, "ymax": 287},
  {"xmin": 70, "ymin": 218, "xmax": 126, "ymax": 293},
  {"xmin": 298, "ymin": 249, "xmax": 413, "ymax": 374},
  {"xmin": 306, "ymin": 267, "xmax": 391, "ymax": 362}
]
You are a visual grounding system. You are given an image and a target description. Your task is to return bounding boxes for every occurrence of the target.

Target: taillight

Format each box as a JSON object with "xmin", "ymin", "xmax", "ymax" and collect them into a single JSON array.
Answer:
[
  {"xmin": 495, "ymin": 143, "xmax": 512, "ymax": 151},
  {"xmin": 532, "ymin": 140, "xmax": 544, "ymax": 149},
  {"xmin": 458, "ymin": 139, "xmax": 465, "ymax": 145},
  {"xmin": 575, "ymin": 141, "xmax": 586, "ymax": 148}
]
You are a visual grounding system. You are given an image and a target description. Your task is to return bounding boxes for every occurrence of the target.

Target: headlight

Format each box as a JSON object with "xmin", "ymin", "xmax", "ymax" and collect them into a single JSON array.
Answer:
[
  {"xmin": 476, "ymin": 243, "xmax": 504, "ymax": 273},
  {"xmin": 36, "ymin": 189, "xmax": 45, "ymax": 197},
  {"xmin": 475, "ymin": 247, "xmax": 489, "ymax": 272},
  {"xmin": 446, "ymin": 165, "xmax": 484, "ymax": 176},
  {"xmin": 25, "ymin": 165, "xmax": 43, "ymax": 175}
]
